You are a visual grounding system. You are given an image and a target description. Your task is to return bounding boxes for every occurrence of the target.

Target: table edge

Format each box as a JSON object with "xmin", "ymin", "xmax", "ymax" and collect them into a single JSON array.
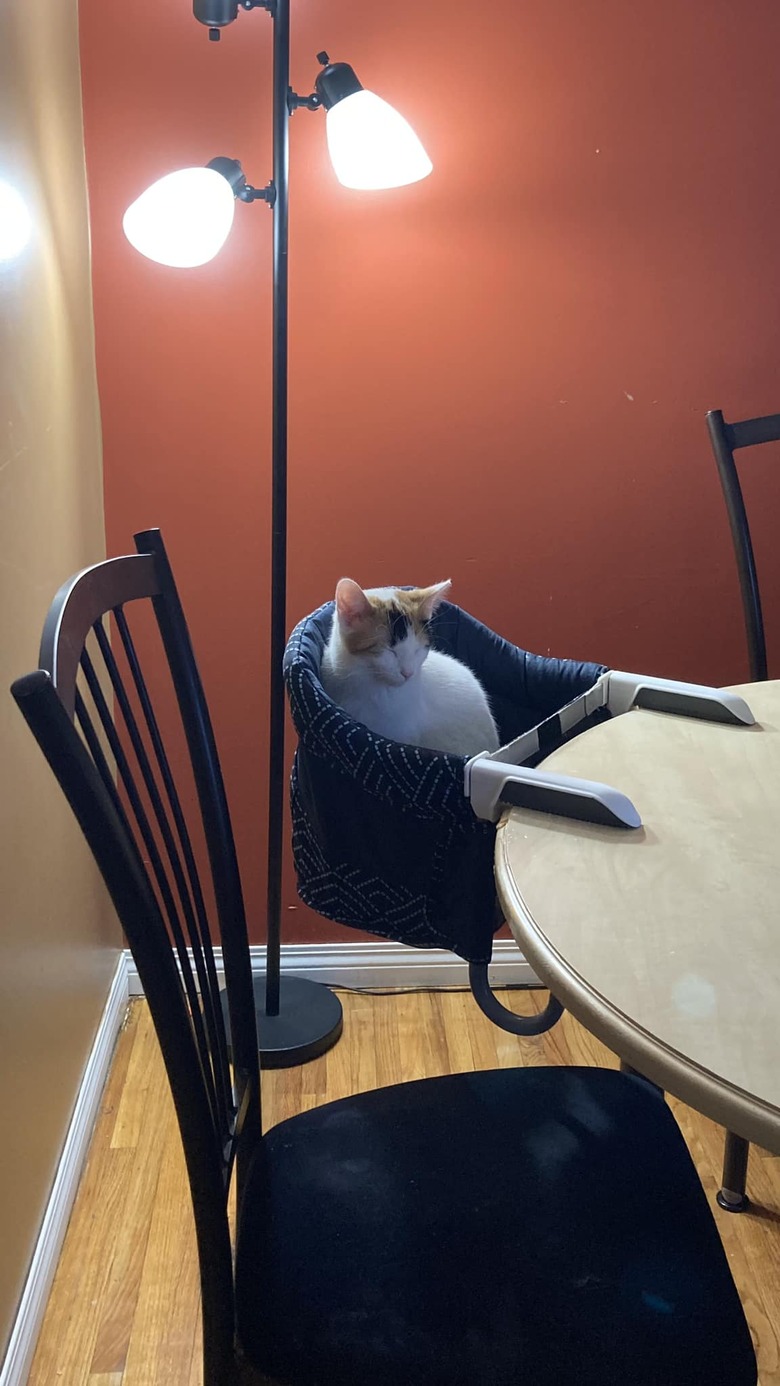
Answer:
[{"xmin": 495, "ymin": 819, "xmax": 780, "ymax": 1155}]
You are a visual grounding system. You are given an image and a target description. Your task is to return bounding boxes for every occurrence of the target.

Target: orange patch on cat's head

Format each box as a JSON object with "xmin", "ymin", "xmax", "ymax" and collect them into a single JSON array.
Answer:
[
  {"xmin": 334, "ymin": 578, "xmax": 452, "ymax": 653},
  {"xmin": 396, "ymin": 581, "xmax": 452, "ymax": 627}
]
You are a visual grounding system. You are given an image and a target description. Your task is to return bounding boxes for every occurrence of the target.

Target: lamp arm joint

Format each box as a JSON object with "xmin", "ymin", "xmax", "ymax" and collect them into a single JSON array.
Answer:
[
  {"xmin": 287, "ymin": 88, "xmax": 322, "ymax": 114},
  {"xmin": 240, "ymin": 180, "xmax": 276, "ymax": 207}
]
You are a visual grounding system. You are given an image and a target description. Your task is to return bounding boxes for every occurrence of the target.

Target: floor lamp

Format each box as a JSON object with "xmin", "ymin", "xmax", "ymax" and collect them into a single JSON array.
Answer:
[{"xmin": 122, "ymin": 0, "xmax": 432, "ymax": 1066}]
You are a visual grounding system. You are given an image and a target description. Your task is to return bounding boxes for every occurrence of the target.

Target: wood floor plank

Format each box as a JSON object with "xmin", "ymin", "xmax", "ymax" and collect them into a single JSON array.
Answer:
[
  {"xmin": 342, "ymin": 988, "xmax": 379, "ymax": 1095},
  {"xmin": 111, "ymin": 1006, "xmax": 170, "ymax": 1150},
  {"xmin": 395, "ymin": 988, "xmax": 442, "ymax": 1081},
  {"xmin": 27, "ymin": 1007, "xmax": 146, "ymax": 1386},
  {"xmin": 27, "ymin": 1143, "xmax": 136, "ymax": 1386},
  {"xmin": 434, "ymin": 988, "xmax": 477, "ymax": 1073},
  {"xmin": 370, "ymin": 986, "xmax": 404, "ymax": 1090},
  {"xmin": 89, "ymin": 1014, "xmax": 175, "ymax": 1376},
  {"xmin": 28, "ymin": 990, "xmax": 780, "ymax": 1385},
  {"xmin": 119, "ymin": 1081, "xmax": 201, "ymax": 1386},
  {"xmin": 458, "ymin": 989, "xmax": 501, "ymax": 1071}
]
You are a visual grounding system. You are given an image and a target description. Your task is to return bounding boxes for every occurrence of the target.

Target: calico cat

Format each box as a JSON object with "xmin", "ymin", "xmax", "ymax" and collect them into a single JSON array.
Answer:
[{"xmin": 321, "ymin": 577, "xmax": 500, "ymax": 757}]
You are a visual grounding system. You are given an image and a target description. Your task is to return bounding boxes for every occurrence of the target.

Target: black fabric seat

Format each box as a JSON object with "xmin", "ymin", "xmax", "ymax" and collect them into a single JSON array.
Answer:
[
  {"xmin": 237, "ymin": 1066, "xmax": 755, "ymax": 1386},
  {"xmin": 13, "ymin": 530, "xmax": 757, "ymax": 1386}
]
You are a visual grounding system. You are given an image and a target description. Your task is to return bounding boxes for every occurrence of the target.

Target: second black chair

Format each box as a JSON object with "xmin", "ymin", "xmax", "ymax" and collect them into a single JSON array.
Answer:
[
  {"xmin": 707, "ymin": 406, "xmax": 780, "ymax": 681},
  {"xmin": 707, "ymin": 406, "xmax": 779, "ymax": 1211}
]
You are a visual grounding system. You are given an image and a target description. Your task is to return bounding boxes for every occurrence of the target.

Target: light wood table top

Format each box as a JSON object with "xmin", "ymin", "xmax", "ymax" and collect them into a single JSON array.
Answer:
[{"xmin": 496, "ymin": 680, "xmax": 780, "ymax": 1153}]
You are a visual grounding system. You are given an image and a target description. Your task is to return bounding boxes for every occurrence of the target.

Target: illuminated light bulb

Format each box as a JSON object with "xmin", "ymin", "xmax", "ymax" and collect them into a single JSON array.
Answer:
[
  {"xmin": 325, "ymin": 89, "xmax": 432, "ymax": 190},
  {"xmin": 0, "ymin": 180, "xmax": 32, "ymax": 261},
  {"xmin": 123, "ymin": 167, "xmax": 236, "ymax": 267}
]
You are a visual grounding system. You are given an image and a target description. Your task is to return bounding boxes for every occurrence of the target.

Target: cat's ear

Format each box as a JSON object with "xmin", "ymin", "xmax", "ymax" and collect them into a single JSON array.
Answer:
[
  {"xmin": 335, "ymin": 577, "xmax": 373, "ymax": 629},
  {"xmin": 417, "ymin": 580, "xmax": 452, "ymax": 622}
]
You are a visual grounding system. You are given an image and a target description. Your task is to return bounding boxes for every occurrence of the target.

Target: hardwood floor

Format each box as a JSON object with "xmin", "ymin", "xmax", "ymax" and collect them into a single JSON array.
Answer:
[{"xmin": 28, "ymin": 988, "xmax": 780, "ymax": 1384}]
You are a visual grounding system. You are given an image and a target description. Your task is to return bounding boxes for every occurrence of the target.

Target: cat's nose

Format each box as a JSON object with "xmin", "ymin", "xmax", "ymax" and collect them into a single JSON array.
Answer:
[{"xmin": 401, "ymin": 669, "xmax": 413, "ymax": 680}]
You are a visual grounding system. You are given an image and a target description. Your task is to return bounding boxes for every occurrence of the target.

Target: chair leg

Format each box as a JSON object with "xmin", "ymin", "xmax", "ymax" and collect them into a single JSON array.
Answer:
[{"xmin": 717, "ymin": 1132, "xmax": 750, "ymax": 1212}]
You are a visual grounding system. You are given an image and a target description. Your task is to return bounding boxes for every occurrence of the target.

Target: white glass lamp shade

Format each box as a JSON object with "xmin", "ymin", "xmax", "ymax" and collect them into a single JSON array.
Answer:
[
  {"xmin": 325, "ymin": 90, "xmax": 432, "ymax": 191},
  {"xmin": 122, "ymin": 167, "xmax": 236, "ymax": 268},
  {"xmin": 0, "ymin": 180, "xmax": 32, "ymax": 261}
]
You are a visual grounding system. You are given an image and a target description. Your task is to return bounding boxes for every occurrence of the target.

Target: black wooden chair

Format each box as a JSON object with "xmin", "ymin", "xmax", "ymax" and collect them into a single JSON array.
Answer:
[
  {"xmin": 708, "ymin": 406, "xmax": 779, "ymax": 1213},
  {"xmin": 707, "ymin": 407, "xmax": 780, "ymax": 682},
  {"xmin": 12, "ymin": 529, "xmax": 757, "ymax": 1386}
]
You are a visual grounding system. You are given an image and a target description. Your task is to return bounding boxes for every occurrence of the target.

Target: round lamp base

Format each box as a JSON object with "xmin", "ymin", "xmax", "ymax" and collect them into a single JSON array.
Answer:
[{"xmin": 223, "ymin": 974, "xmax": 343, "ymax": 1069}]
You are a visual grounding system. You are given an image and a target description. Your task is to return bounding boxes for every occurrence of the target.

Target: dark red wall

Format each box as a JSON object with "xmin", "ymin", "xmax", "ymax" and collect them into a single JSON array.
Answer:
[{"xmin": 79, "ymin": 0, "xmax": 780, "ymax": 942}]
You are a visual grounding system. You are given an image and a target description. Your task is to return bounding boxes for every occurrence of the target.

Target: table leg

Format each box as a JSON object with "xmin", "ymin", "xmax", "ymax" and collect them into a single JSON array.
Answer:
[{"xmin": 717, "ymin": 1132, "xmax": 750, "ymax": 1213}]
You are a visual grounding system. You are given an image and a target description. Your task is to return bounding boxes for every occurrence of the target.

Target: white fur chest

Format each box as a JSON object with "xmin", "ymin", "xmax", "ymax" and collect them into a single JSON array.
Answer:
[{"xmin": 323, "ymin": 650, "xmax": 427, "ymax": 743}]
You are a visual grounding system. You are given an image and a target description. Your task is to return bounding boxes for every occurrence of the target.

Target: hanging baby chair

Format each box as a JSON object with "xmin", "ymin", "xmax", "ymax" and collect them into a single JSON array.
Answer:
[
  {"xmin": 283, "ymin": 595, "xmax": 612, "ymax": 1034},
  {"xmin": 284, "ymin": 595, "xmax": 754, "ymax": 1034}
]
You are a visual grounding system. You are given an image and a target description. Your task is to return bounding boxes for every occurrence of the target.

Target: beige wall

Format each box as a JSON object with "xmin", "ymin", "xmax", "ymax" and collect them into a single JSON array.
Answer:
[{"xmin": 0, "ymin": 0, "xmax": 120, "ymax": 1365}]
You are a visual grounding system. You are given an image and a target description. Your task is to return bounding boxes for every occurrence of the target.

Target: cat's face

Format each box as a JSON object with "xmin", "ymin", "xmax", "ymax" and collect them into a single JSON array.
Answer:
[{"xmin": 333, "ymin": 578, "xmax": 451, "ymax": 688}]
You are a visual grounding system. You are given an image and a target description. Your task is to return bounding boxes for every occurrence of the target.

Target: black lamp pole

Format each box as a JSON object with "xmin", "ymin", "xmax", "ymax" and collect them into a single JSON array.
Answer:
[
  {"xmin": 195, "ymin": 0, "xmax": 344, "ymax": 1066},
  {"xmin": 267, "ymin": 0, "xmax": 290, "ymax": 1022}
]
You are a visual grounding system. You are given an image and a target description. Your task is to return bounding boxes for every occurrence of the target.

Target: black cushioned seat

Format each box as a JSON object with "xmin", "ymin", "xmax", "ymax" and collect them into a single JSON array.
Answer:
[{"xmin": 236, "ymin": 1067, "xmax": 756, "ymax": 1386}]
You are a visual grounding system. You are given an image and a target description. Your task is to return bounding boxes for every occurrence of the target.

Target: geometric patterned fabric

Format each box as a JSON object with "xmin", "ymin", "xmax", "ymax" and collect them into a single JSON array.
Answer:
[{"xmin": 283, "ymin": 599, "xmax": 606, "ymax": 962}]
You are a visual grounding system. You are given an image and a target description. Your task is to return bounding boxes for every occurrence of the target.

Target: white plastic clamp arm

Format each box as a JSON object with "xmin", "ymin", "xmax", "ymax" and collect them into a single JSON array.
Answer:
[
  {"xmin": 604, "ymin": 670, "xmax": 755, "ymax": 724},
  {"xmin": 465, "ymin": 754, "xmax": 642, "ymax": 830}
]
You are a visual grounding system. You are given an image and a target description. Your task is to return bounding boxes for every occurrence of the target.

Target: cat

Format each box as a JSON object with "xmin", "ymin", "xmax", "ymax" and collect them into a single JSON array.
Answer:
[{"xmin": 321, "ymin": 577, "xmax": 501, "ymax": 757}]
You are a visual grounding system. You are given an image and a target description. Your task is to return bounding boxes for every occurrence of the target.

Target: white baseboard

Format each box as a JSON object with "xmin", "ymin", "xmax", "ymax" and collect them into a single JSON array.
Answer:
[
  {"xmin": 126, "ymin": 938, "xmax": 539, "ymax": 995},
  {"xmin": 0, "ymin": 954, "xmax": 130, "ymax": 1386}
]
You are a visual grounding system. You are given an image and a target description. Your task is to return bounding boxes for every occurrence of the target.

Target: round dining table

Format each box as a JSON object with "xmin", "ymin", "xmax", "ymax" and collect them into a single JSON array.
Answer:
[{"xmin": 495, "ymin": 680, "xmax": 780, "ymax": 1156}]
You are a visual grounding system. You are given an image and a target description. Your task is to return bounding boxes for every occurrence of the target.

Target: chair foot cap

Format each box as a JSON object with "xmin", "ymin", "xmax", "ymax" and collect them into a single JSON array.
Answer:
[{"xmin": 716, "ymin": 1189, "xmax": 750, "ymax": 1213}]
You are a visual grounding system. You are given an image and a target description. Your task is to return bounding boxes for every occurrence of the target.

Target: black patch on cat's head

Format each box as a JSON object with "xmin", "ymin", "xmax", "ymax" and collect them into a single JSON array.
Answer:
[{"xmin": 387, "ymin": 607, "xmax": 410, "ymax": 648}]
